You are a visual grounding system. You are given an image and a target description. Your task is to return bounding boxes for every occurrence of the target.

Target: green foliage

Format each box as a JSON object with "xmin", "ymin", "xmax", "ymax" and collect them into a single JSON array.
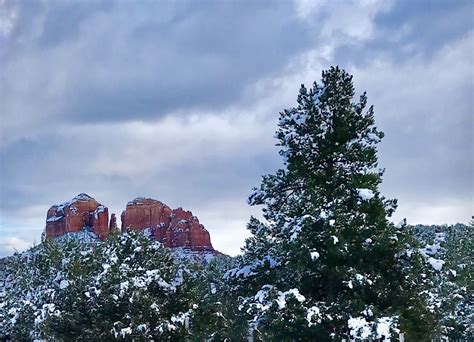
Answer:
[
  {"xmin": 226, "ymin": 66, "xmax": 436, "ymax": 340},
  {"xmin": 0, "ymin": 232, "xmax": 228, "ymax": 340},
  {"xmin": 410, "ymin": 223, "xmax": 473, "ymax": 339}
]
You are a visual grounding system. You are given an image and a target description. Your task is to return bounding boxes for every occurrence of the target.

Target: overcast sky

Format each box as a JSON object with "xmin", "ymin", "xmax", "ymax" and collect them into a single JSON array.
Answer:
[{"xmin": 0, "ymin": 0, "xmax": 472, "ymax": 256}]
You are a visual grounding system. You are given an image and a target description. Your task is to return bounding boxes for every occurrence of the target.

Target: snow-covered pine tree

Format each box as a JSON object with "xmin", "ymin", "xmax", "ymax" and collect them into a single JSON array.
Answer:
[
  {"xmin": 0, "ymin": 231, "xmax": 211, "ymax": 340},
  {"xmin": 226, "ymin": 66, "xmax": 435, "ymax": 340}
]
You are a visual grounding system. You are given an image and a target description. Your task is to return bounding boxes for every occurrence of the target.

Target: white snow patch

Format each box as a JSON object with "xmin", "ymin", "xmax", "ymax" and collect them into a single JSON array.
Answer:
[
  {"xmin": 357, "ymin": 188, "xmax": 375, "ymax": 200},
  {"xmin": 306, "ymin": 305, "xmax": 320, "ymax": 326},
  {"xmin": 348, "ymin": 316, "xmax": 372, "ymax": 339},
  {"xmin": 310, "ymin": 251, "xmax": 320, "ymax": 260},
  {"xmin": 59, "ymin": 279, "xmax": 69, "ymax": 289},
  {"xmin": 428, "ymin": 257, "xmax": 445, "ymax": 271}
]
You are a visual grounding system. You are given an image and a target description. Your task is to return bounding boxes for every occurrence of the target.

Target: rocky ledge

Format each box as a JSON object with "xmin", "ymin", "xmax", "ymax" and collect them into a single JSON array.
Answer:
[
  {"xmin": 45, "ymin": 194, "xmax": 216, "ymax": 252},
  {"xmin": 45, "ymin": 193, "xmax": 112, "ymax": 240}
]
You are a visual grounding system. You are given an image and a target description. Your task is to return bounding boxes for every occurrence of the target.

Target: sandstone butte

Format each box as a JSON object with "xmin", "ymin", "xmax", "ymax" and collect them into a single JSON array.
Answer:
[{"xmin": 45, "ymin": 194, "xmax": 216, "ymax": 252}]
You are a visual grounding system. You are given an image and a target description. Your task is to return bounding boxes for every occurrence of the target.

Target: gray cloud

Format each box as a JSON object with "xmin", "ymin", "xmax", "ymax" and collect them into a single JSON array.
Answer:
[{"xmin": 1, "ymin": 0, "xmax": 312, "ymax": 133}]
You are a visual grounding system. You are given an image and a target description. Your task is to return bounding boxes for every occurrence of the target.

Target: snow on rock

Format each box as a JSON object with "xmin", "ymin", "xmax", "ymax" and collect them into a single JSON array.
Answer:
[
  {"xmin": 45, "ymin": 193, "xmax": 111, "ymax": 241},
  {"xmin": 356, "ymin": 188, "xmax": 375, "ymax": 200},
  {"xmin": 44, "ymin": 195, "xmax": 222, "ymax": 256}
]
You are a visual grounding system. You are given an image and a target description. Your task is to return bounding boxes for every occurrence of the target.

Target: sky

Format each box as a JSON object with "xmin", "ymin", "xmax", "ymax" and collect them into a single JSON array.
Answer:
[{"xmin": 0, "ymin": 0, "xmax": 472, "ymax": 257}]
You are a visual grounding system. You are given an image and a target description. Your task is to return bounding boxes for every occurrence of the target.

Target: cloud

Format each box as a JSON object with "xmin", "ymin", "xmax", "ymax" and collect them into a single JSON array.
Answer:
[
  {"xmin": 0, "ymin": 0, "xmax": 18, "ymax": 37},
  {"xmin": 0, "ymin": 236, "xmax": 32, "ymax": 257},
  {"xmin": 0, "ymin": 0, "xmax": 314, "ymax": 147},
  {"xmin": 350, "ymin": 31, "xmax": 473, "ymax": 224}
]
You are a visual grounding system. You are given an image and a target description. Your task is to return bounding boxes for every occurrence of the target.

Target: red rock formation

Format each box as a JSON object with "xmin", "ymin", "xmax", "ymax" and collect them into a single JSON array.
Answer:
[
  {"xmin": 45, "ymin": 195, "xmax": 216, "ymax": 252},
  {"xmin": 109, "ymin": 213, "xmax": 118, "ymax": 230},
  {"xmin": 122, "ymin": 198, "xmax": 214, "ymax": 251},
  {"xmin": 45, "ymin": 193, "xmax": 111, "ymax": 240}
]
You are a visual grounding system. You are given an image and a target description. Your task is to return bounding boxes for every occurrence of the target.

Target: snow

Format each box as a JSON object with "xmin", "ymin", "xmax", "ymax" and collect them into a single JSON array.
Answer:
[
  {"xmin": 171, "ymin": 269, "xmax": 184, "ymax": 287},
  {"xmin": 254, "ymin": 285, "xmax": 272, "ymax": 303},
  {"xmin": 348, "ymin": 316, "xmax": 372, "ymax": 339},
  {"xmin": 310, "ymin": 251, "xmax": 320, "ymax": 261},
  {"xmin": 73, "ymin": 193, "xmax": 94, "ymax": 201},
  {"xmin": 224, "ymin": 255, "xmax": 279, "ymax": 280},
  {"xmin": 293, "ymin": 113, "xmax": 307, "ymax": 125},
  {"xmin": 286, "ymin": 288, "xmax": 305, "ymax": 302},
  {"xmin": 312, "ymin": 86, "xmax": 325, "ymax": 104},
  {"xmin": 418, "ymin": 231, "xmax": 447, "ymax": 271},
  {"xmin": 171, "ymin": 247, "xmax": 217, "ymax": 264},
  {"xmin": 59, "ymin": 280, "xmax": 69, "ymax": 289},
  {"xmin": 54, "ymin": 229, "xmax": 101, "ymax": 244},
  {"xmin": 331, "ymin": 235, "xmax": 339, "ymax": 244},
  {"xmin": 362, "ymin": 307, "xmax": 373, "ymax": 317},
  {"xmin": 51, "ymin": 193, "xmax": 94, "ymax": 213},
  {"xmin": 376, "ymin": 317, "xmax": 395, "ymax": 339},
  {"xmin": 119, "ymin": 327, "xmax": 132, "ymax": 337},
  {"xmin": 127, "ymin": 197, "xmax": 150, "ymax": 205},
  {"xmin": 93, "ymin": 205, "xmax": 105, "ymax": 219},
  {"xmin": 235, "ymin": 266, "xmax": 255, "ymax": 278},
  {"xmin": 288, "ymin": 214, "xmax": 316, "ymax": 241},
  {"xmin": 306, "ymin": 306, "xmax": 320, "ymax": 326},
  {"xmin": 46, "ymin": 215, "xmax": 64, "ymax": 222},
  {"xmin": 290, "ymin": 225, "xmax": 302, "ymax": 241},
  {"xmin": 276, "ymin": 288, "xmax": 306, "ymax": 309},
  {"xmin": 356, "ymin": 188, "xmax": 374, "ymax": 200},
  {"xmin": 263, "ymin": 255, "xmax": 279, "ymax": 268},
  {"xmin": 428, "ymin": 257, "xmax": 445, "ymax": 271},
  {"xmin": 348, "ymin": 316, "xmax": 397, "ymax": 341}
]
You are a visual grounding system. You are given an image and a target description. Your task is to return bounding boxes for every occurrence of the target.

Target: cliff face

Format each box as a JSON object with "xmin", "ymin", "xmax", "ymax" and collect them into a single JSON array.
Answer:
[
  {"xmin": 45, "ymin": 194, "xmax": 215, "ymax": 252},
  {"xmin": 121, "ymin": 198, "xmax": 214, "ymax": 251},
  {"xmin": 45, "ymin": 193, "xmax": 111, "ymax": 240}
]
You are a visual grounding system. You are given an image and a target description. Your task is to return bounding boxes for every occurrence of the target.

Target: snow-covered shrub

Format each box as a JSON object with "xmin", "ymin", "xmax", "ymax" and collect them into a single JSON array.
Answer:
[{"xmin": 0, "ymin": 231, "xmax": 217, "ymax": 340}]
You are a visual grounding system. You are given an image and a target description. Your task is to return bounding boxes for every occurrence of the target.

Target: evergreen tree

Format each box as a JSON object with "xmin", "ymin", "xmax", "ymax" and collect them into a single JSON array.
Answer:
[
  {"xmin": 411, "ymin": 223, "xmax": 473, "ymax": 339},
  {"xmin": 226, "ymin": 66, "xmax": 435, "ymax": 340},
  {"xmin": 0, "ymin": 232, "xmax": 211, "ymax": 340}
]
